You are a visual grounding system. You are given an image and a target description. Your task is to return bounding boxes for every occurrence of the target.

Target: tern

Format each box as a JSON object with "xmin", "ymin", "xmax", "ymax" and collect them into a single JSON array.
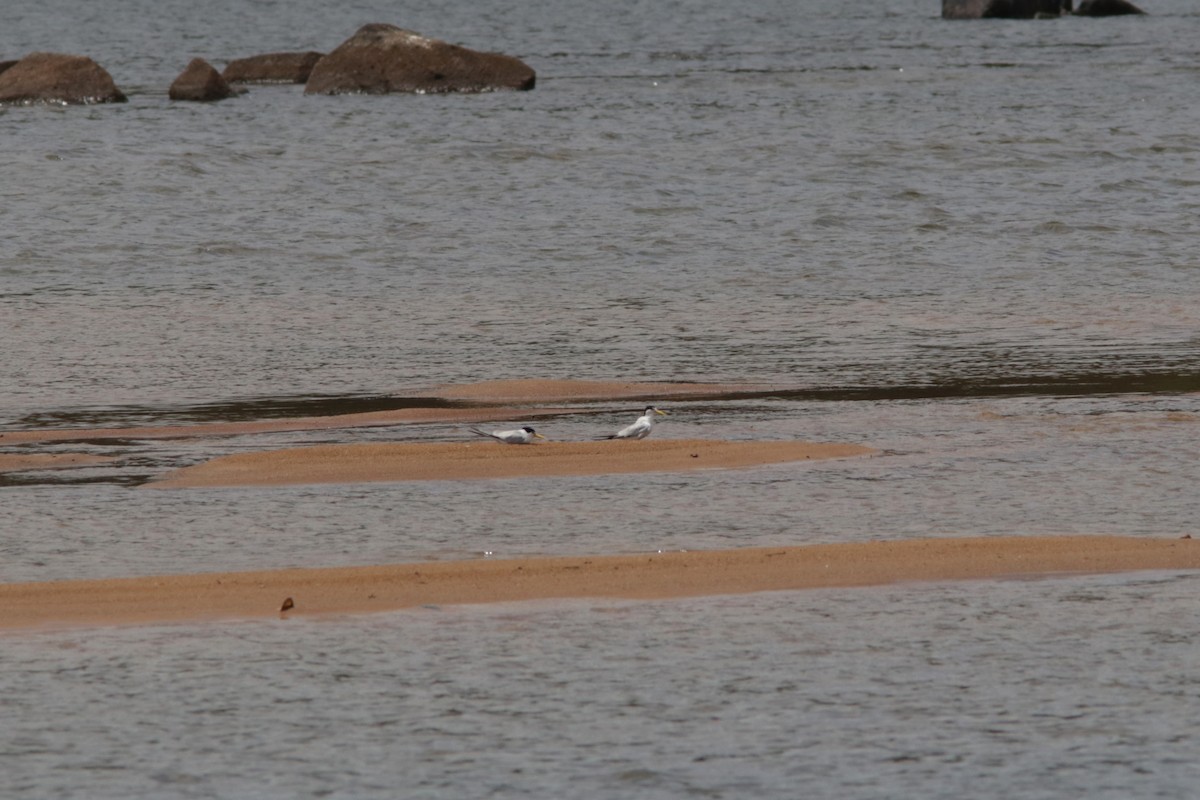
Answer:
[
  {"xmin": 469, "ymin": 426, "xmax": 546, "ymax": 444},
  {"xmin": 601, "ymin": 406, "xmax": 668, "ymax": 440}
]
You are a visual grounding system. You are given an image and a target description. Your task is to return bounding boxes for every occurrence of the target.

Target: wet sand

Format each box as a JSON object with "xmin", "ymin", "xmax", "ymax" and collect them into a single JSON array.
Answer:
[
  {"xmin": 3, "ymin": 536, "xmax": 1197, "ymax": 631},
  {"xmin": 415, "ymin": 379, "xmax": 779, "ymax": 402},
  {"xmin": 147, "ymin": 439, "xmax": 874, "ymax": 488}
]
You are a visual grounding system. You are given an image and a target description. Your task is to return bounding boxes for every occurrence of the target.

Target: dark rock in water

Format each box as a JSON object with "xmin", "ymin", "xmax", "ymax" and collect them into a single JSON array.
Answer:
[
  {"xmin": 1075, "ymin": 0, "xmax": 1145, "ymax": 14},
  {"xmin": 304, "ymin": 23, "xmax": 535, "ymax": 95},
  {"xmin": 942, "ymin": 0, "xmax": 1071, "ymax": 18},
  {"xmin": 169, "ymin": 58, "xmax": 238, "ymax": 102},
  {"xmin": 0, "ymin": 52, "xmax": 127, "ymax": 105},
  {"xmin": 223, "ymin": 51, "xmax": 324, "ymax": 84}
]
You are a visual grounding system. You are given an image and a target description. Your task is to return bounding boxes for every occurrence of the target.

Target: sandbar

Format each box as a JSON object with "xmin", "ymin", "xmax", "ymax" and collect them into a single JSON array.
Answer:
[
  {"xmin": 2, "ymin": 536, "xmax": 1197, "ymax": 631},
  {"xmin": 147, "ymin": 439, "xmax": 874, "ymax": 488}
]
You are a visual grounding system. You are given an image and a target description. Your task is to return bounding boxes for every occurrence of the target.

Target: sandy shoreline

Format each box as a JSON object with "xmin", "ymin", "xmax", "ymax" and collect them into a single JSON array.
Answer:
[
  {"xmin": 148, "ymin": 439, "xmax": 874, "ymax": 488},
  {"xmin": 3, "ymin": 536, "xmax": 1197, "ymax": 632}
]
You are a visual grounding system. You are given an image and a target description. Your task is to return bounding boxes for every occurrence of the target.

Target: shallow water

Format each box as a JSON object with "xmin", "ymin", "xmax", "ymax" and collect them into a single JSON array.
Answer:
[
  {"xmin": 4, "ymin": 393, "xmax": 1200, "ymax": 583},
  {"xmin": 3, "ymin": 0, "xmax": 1200, "ymax": 796}
]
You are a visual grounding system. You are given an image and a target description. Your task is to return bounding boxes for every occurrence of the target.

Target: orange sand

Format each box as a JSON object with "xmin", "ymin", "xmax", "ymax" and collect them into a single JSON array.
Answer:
[
  {"xmin": 147, "ymin": 439, "xmax": 874, "ymax": 488},
  {"xmin": 0, "ymin": 453, "xmax": 115, "ymax": 472},
  {"xmin": 3, "ymin": 536, "xmax": 1197, "ymax": 631}
]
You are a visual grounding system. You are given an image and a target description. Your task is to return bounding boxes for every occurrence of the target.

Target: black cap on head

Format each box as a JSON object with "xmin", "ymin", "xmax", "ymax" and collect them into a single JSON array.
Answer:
[{"xmin": 522, "ymin": 427, "xmax": 536, "ymax": 433}]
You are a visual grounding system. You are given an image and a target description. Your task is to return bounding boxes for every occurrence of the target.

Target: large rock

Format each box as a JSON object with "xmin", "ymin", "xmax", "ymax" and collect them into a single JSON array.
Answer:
[
  {"xmin": 223, "ymin": 51, "xmax": 324, "ymax": 84},
  {"xmin": 1075, "ymin": 0, "xmax": 1145, "ymax": 14},
  {"xmin": 0, "ymin": 52, "xmax": 126, "ymax": 105},
  {"xmin": 942, "ymin": 0, "xmax": 1071, "ymax": 17},
  {"xmin": 304, "ymin": 23, "xmax": 535, "ymax": 95},
  {"xmin": 169, "ymin": 58, "xmax": 238, "ymax": 101}
]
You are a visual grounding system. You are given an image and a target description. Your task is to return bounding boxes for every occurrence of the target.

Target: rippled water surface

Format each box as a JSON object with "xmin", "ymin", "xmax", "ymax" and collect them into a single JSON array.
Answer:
[
  {"xmin": 5, "ymin": 573, "xmax": 1200, "ymax": 799},
  {"xmin": 3, "ymin": 0, "xmax": 1200, "ymax": 796}
]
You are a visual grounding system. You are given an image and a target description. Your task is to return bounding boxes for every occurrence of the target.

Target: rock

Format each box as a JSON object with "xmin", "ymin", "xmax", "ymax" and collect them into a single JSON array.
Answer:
[
  {"xmin": 169, "ymin": 58, "xmax": 238, "ymax": 102},
  {"xmin": 942, "ymin": 0, "xmax": 1071, "ymax": 18},
  {"xmin": 0, "ymin": 60, "xmax": 19, "ymax": 76},
  {"xmin": 304, "ymin": 23, "xmax": 535, "ymax": 95},
  {"xmin": 222, "ymin": 51, "xmax": 324, "ymax": 84},
  {"xmin": 0, "ymin": 52, "xmax": 127, "ymax": 105},
  {"xmin": 1075, "ymin": 0, "xmax": 1145, "ymax": 14}
]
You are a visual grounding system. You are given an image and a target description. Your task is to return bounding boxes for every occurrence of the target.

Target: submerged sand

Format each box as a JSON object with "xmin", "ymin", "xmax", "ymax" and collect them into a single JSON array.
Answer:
[
  {"xmin": 148, "ymin": 439, "xmax": 874, "ymax": 488},
  {"xmin": 3, "ymin": 536, "xmax": 1197, "ymax": 631},
  {"xmin": 0, "ymin": 379, "xmax": 773, "ymax": 445},
  {"xmin": 416, "ymin": 379, "xmax": 778, "ymax": 403},
  {"xmin": 0, "ymin": 406, "xmax": 569, "ymax": 445}
]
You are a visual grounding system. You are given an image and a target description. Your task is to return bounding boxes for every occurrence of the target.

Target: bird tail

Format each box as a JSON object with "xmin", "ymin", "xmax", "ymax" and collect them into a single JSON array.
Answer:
[{"xmin": 468, "ymin": 428, "xmax": 491, "ymax": 438}]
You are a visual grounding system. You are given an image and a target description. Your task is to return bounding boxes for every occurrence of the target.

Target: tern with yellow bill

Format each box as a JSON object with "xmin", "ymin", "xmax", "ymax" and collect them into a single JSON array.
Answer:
[{"xmin": 469, "ymin": 426, "xmax": 546, "ymax": 444}]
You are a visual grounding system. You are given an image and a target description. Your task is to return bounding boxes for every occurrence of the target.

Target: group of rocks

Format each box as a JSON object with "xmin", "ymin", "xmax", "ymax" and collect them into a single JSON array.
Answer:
[
  {"xmin": 0, "ymin": 23, "xmax": 536, "ymax": 105},
  {"xmin": 943, "ymin": 0, "xmax": 1145, "ymax": 18},
  {"xmin": 1, "ymin": 4, "xmax": 1151, "ymax": 106}
]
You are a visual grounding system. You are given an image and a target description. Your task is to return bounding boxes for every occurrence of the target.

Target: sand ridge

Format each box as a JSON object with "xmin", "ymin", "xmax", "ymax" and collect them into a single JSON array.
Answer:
[
  {"xmin": 147, "ymin": 439, "xmax": 875, "ymax": 488},
  {"xmin": 3, "ymin": 536, "xmax": 1197, "ymax": 632}
]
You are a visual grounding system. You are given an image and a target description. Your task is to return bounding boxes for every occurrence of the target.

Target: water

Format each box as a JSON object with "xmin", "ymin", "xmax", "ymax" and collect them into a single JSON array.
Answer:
[
  {"xmin": 3, "ymin": 0, "xmax": 1200, "ymax": 796},
  {"xmin": 4, "ymin": 573, "xmax": 1200, "ymax": 799}
]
